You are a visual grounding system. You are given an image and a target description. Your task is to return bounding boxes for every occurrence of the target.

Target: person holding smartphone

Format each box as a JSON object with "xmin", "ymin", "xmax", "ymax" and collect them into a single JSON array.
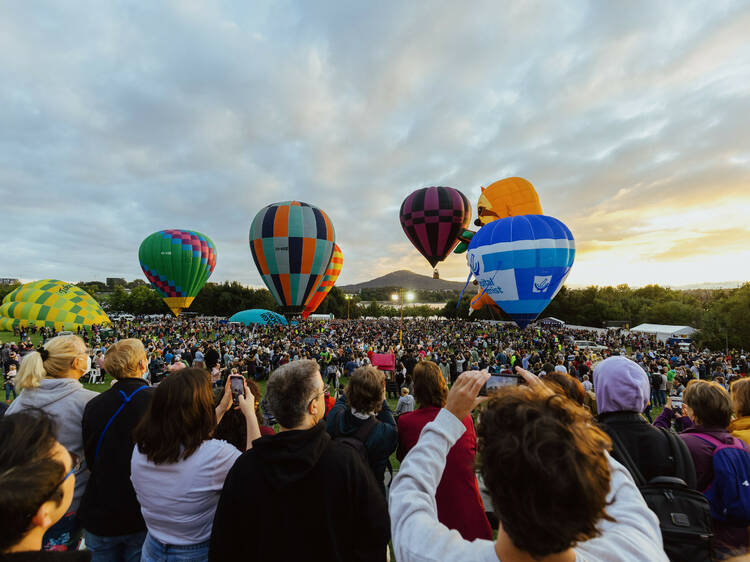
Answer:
[{"xmin": 131, "ymin": 368, "xmax": 259, "ymax": 561}]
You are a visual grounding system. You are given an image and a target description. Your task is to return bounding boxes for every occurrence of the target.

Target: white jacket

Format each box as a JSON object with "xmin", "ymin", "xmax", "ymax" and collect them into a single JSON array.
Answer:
[{"xmin": 389, "ymin": 408, "xmax": 668, "ymax": 562}]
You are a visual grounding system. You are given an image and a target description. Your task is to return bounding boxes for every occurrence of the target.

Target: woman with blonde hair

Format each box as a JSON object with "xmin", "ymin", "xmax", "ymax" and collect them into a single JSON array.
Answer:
[
  {"xmin": 730, "ymin": 378, "xmax": 750, "ymax": 447},
  {"xmin": 6, "ymin": 334, "xmax": 97, "ymax": 551}
]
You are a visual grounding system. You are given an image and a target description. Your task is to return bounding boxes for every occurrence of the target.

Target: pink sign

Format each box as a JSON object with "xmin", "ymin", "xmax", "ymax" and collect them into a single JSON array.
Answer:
[{"xmin": 370, "ymin": 353, "xmax": 396, "ymax": 371}]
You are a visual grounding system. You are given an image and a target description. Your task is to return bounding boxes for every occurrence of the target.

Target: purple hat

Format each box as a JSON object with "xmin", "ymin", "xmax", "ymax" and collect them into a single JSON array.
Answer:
[{"xmin": 593, "ymin": 356, "xmax": 650, "ymax": 415}]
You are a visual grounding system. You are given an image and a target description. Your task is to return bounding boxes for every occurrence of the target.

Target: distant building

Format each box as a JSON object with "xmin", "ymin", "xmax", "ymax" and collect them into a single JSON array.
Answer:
[
  {"xmin": 0, "ymin": 278, "xmax": 20, "ymax": 286},
  {"xmin": 106, "ymin": 277, "xmax": 127, "ymax": 288}
]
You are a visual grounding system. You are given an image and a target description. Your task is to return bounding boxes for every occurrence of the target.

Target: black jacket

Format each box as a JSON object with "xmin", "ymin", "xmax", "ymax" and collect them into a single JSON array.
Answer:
[
  {"xmin": 79, "ymin": 378, "xmax": 153, "ymax": 536},
  {"xmin": 209, "ymin": 422, "xmax": 389, "ymax": 562},
  {"xmin": 598, "ymin": 411, "xmax": 697, "ymax": 487}
]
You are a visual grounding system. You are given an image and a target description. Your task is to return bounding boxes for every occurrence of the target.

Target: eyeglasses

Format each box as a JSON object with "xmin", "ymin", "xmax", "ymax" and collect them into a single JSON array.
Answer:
[{"xmin": 308, "ymin": 386, "xmax": 327, "ymax": 408}]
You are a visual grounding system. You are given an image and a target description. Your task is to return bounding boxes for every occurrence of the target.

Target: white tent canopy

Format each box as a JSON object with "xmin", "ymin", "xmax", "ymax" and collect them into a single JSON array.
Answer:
[{"xmin": 630, "ymin": 323, "xmax": 697, "ymax": 341}]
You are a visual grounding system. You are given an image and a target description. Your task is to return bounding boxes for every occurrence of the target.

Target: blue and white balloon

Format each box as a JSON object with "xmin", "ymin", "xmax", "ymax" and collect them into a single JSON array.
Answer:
[{"xmin": 467, "ymin": 215, "xmax": 575, "ymax": 328}]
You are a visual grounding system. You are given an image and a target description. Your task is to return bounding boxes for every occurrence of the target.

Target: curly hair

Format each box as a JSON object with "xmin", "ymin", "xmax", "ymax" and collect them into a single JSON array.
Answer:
[
  {"xmin": 345, "ymin": 366, "xmax": 385, "ymax": 414},
  {"xmin": 412, "ymin": 361, "xmax": 448, "ymax": 408},
  {"xmin": 543, "ymin": 372, "xmax": 585, "ymax": 406},
  {"xmin": 477, "ymin": 386, "xmax": 613, "ymax": 558}
]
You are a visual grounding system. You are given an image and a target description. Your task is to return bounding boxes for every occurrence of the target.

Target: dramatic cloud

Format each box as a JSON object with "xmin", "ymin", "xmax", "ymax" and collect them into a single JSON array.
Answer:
[{"xmin": 1, "ymin": 0, "xmax": 748, "ymax": 289}]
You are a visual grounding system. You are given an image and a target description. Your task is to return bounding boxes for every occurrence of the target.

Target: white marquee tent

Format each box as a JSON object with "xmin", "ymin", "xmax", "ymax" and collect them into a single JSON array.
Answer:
[{"xmin": 630, "ymin": 323, "xmax": 698, "ymax": 342}]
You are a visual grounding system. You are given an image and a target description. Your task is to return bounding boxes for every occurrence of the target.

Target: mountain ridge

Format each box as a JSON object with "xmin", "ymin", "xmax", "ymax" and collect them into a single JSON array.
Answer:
[{"xmin": 339, "ymin": 270, "xmax": 466, "ymax": 292}]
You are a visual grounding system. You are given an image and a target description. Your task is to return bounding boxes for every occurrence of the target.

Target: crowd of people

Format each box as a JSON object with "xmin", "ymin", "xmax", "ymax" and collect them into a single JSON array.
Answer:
[{"xmin": 0, "ymin": 315, "xmax": 749, "ymax": 561}]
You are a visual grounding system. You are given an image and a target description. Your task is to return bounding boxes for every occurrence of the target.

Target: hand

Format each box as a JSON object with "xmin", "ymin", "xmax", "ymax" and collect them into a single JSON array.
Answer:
[
  {"xmin": 218, "ymin": 379, "xmax": 233, "ymax": 414},
  {"xmin": 445, "ymin": 370, "xmax": 490, "ymax": 422},
  {"xmin": 514, "ymin": 366, "xmax": 543, "ymax": 389},
  {"xmin": 666, "ymin": 396, "xmax": 672, "ymax": 410},
  {"xmin": 238, "ymin": 381, "xmax": 256, "ymax": 419}
]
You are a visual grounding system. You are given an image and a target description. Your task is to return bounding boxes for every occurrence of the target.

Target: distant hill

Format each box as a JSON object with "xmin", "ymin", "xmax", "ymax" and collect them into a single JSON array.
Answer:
[{"xmin": 339, "ymin": 270, "xmax": 466, "ymax": 293}]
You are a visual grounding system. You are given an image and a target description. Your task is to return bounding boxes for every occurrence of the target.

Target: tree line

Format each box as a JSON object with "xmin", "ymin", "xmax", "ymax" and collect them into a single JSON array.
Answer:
[{"xmin": 0, "ymin": 280, "xmax": 747, "ymax": 350}]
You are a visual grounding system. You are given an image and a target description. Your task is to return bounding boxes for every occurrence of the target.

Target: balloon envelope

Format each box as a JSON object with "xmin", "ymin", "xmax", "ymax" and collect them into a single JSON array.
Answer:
[
  {"xmin": 139, "ymin": 229, "xmax": 217, "ymax": 317},
  {"xmin": 0, "ymin": 280, "xmax": 110, "ymax": 331},
  {"xmin": 250, "ymin": 201, "xmax": 335, "ymax": 313},
  {"xmin": 467, "ymin": 215, "xmax": 575, "ymax": 328},
  {"xmin": 301, "ymin": 243, "xmax": 343, "ymax": 319},
  {"xmin": 477, "ymin": 177, "xmax": 543, "ymax": 227},
  {"xmin": 400, "ymin": 186, "xmax": 471, "ymax": 268},
  {"xmin": 229, "ymin": 309, "xmax": 288, "ymax": 326}
]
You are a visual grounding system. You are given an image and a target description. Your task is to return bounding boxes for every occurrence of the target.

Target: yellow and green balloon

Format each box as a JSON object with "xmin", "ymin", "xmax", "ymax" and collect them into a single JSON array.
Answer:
[{"xmin": 0, "ymin": 280, "xmax": 110, "ymax": 331}]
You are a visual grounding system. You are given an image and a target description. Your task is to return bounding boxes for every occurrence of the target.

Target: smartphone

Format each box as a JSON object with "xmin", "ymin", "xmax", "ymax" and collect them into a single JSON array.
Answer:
[
  {"xmin": 229, "ymin": 375, "xmax": 244, "ymax": 407},
  {"xmin": 479, "ymin": 374, "xmax": 521, "ymax": 396},
  {"xmin": 671, "ymin": 398, "xmax": 683, "ymax": 411}
]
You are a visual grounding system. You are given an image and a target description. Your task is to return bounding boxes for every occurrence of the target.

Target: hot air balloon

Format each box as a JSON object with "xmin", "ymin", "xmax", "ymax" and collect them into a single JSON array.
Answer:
[
  {"xmin": 301, "ymin": 243, "xmax": 343, "ymax": 319},
  {"xmin": 475, "ymin": 177, "xmax": 543, "ymax": 227},
  {"xmin": 466, "ymin": 215, "xmax": 575, "ymax": 328},
  {"xmin": 399, "ymin": 186, "xmax": 471, "ymax": 276},
  {"xmin": 229, "ymin": 309, "xmax": 288, "ymax": 326},
  {"xmin": 0, "ymin": 280, "xmax": 110, "ymax": 331},
  {"xmin": 469, "ymin": 291, "xmax": 501, "ymax": 315},
  {"xmin": 250, "ymin": 201, "xmax": 335, "ymax": 314},
  {"xmin": 139, "ymin": 229, "xmax": 217, "ymax": 317}
]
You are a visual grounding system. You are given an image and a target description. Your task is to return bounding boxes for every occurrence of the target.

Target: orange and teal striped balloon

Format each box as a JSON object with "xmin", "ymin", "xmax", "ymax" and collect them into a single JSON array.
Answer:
[
  {"xmin": 301, "ymin": 244, "xmax": 343, "ymax": 318},
  {"xmin": 250, "ymin": 201, "xmax": 335, "ymax": 313}
]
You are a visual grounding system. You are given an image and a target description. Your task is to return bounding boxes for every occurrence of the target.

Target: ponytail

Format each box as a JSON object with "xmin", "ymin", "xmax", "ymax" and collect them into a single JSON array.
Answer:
[
  {"xmin": 14, "ymin": 335, "xmax": 87, "ymax": 392},
  {"xmin": 15, "ymin": 351, "xmax": 46, "ymax": 391}
]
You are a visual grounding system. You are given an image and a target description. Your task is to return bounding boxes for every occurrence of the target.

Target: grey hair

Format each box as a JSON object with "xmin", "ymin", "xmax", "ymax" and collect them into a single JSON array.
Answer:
[{"xmin": 266, "ymin": 360, "xmax": 321, "ymax": 428}]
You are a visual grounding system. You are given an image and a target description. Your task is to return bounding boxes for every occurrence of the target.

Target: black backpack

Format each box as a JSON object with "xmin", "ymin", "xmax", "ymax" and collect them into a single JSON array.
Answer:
[
  {"xmin": 651, "ymin": 373, "xmax": 663, "ymax": 388},
  {"xmin": 331, "ymin": 410, "xmax": 378, "ymax": 464},
  {"xmin": 610, "ymin": 428, "xmax": 713, "ymax": 562}
]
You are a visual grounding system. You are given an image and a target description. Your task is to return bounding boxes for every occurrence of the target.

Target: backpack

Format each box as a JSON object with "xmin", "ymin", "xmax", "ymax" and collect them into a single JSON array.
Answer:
[
  {"xmin": 330, "ymin": 411, "xmax": 395, "ymax": 486},
  {"xmin": 331, "ymin": 410, "xmax": 378, "ymax": 464},
  {"xmin": 610, "ymin": 428, "xmax": 713, "ymax": 562},
  {"xmin": 692, "ymin": 433, "xmax": 750, "ymax": 525}
]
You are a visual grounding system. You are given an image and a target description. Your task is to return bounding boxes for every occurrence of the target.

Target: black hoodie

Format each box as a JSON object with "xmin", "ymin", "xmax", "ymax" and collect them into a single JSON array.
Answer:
[{"xmin": 209, "ymin": 421, "xmax": 389, "ymax": 562}]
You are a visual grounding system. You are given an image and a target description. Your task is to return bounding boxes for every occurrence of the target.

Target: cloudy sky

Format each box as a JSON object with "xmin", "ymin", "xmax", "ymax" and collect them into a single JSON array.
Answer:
[{"xmin": 2, "ymin": 0, "xmax": 749, "ymax": 290}]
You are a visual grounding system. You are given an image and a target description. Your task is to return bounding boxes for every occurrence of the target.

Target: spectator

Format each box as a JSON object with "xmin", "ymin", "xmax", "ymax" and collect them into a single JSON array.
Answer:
[
  {"xmin": 131, "ymin": 368, "xmax": 258, "ymax": 561},
  {"xmin": 6, "ymin": 335, "xmax": 97, "ymax": 551},
  {"xmin": 214, "ymin": 378, "xmax": 274, "ymax": 451},
  {"xmin": 730, "ymin": 378, "xmax": 750, "ymax": 447},
  {"xmin": 0, "ymin": 411, "xmax": 90, "ymax": 560},
  {"xmin": 326, "ymin": 366, "xmax": 398, "ymax": 496},
  {"xmin": 666, "ymin": 380, "xmax": 749, "ymax": 556},
  {"xmin": 4, "ymin": 363, "xmax": 17, "ymax": 402},
  {"xmin": 389, "ymin": 369, "xmax": 667, "ymax": 561},
  {"xmin": 209, "ymin": 359, "xmax": 389, "ymax": 561},
  {"xmin": 79, "ymin": 339, "xmax": 153, "ymax": 561},
  {"xmin": 394, "ymin": 387, "xmax": 415, "ymax": 417},
  {"xmin": 396, "ymin": 361, "xmax": 492, "ymax": 541},
  {"xmin": 594, "ymin": 355, "xmax": 698, "ymax": 541},
  {"xmin": 582, "ymin": 373, "xmax": 593, "ymax": 392}
]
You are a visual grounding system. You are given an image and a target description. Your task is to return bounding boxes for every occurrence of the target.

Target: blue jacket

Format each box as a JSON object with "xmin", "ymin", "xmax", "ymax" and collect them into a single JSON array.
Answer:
[{"xmin": 326, "ymin": 396, "xmax": 397, "ymax": 496}]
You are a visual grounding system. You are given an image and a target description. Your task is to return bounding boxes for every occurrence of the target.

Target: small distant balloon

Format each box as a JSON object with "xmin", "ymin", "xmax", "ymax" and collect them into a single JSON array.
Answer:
[
  {"xmin": 400, "ymin": 186, "xmax": 471, "ymax": 271},
  {"xmin": 139, "ymin": 229, "xmax": 217, "ymax": 317},
  {"xmin": 301, "ymin": 244, "xmax": 343, "ymax": 319}
]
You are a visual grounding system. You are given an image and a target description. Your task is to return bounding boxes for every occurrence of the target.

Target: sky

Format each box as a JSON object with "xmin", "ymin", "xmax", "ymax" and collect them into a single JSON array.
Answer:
[{"xmin": 1, "ymin": 0, "xmax": 749, "ymax": 290}]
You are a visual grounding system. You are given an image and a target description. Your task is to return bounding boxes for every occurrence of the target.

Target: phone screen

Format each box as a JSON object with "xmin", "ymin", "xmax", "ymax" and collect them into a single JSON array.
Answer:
[
  {"xmin": 230, "ymin": 375, "xmax": 244, "ymax": 406},
  {"xmin": 479, "ymin": 374, "xmax": 521, "ymax": 396}
]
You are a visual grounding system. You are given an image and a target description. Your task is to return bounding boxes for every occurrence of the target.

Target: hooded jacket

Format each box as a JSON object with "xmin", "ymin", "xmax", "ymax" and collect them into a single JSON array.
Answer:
[
  {"xmin": 209, "ymin": 422, "xmax": 389, "ymax": 562},
  {"xmin": 326, "ymin": 396, "xmax": 397, "ymax": 497},
  {"xmin": 6, "ymin": 378, "xmax": 97, "ymax": 511},
  {"xmin": 595, "ymin": 357, "xmax": 697, "ymax": 486}
]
